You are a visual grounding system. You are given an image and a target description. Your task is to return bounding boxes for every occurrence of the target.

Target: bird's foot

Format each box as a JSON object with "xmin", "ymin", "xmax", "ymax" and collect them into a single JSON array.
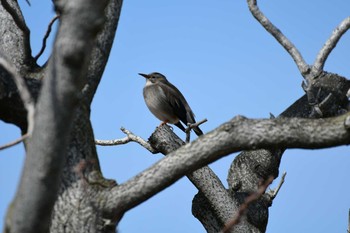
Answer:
[{"xmin": 159, "ymin": 121, "xmax": 168, "ymax": 126}]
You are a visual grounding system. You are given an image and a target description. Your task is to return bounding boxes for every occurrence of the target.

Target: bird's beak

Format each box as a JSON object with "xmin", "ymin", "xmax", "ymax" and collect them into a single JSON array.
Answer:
[{"xmin": 138, "ymin": 73, "xmax": 149, "ymax": 79}]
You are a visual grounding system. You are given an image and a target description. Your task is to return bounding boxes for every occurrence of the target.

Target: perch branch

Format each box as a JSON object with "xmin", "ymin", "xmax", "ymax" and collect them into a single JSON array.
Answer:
[
  {"xmin": 312, "ymin": 17, "xmax": 350, "ymax": 75},
  {"xmin": 95, "ymin": 127, "xmax": 158, "ymax": 154},
  {"xmin": 34, "ymin": 15, "xmax": 60, "ymax": 62},
  {"xmin": 185, "ymin": 118, "xmax": 207, "ymax": 143},
  {"xmin": 247, "ymin": 0, "xmax": 309, "ymax": 76},
  {"xmin": 0, "ymin": 57, "xmax": 35, "ymax": 151},
  {"xmin": 221, "ymin": 176, "xmax": 274, "ymax": 233},
  {"xmin": 103, "ymin": 112, "xmax": 350, "ymax": 218}
]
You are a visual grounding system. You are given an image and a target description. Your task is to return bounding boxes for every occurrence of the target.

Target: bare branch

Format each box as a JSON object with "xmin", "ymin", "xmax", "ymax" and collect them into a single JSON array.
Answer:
[
  {"xmin": 8, "ymin": 1, "xmax": 111, "ymax": 232},
  {"xmin": 221, "ymin": 176, "xmax": 274, "ymax": 233},
  {"xmin": 1, "ymin": 0, "xmax": 30, "ymax": 35},
  {"xmin": 312, "ymin": 17, "xmax": 350, "ymax": 75},
  {"xmin": 0, "ymin": 56, "xmax": 35, "ymax": 150},
  {"xmin": 34, "ymin": 15, "xmax": 60, "ymax": 62},
  {"xmin": 103, "ymin": 112, "xmax": 350, "ymax": 218},
  {"xmin": 269, "ymin": 171, "xmax": 287, "ymax": 200},
  {"xmin": 0, "ymin": 133, "xmax": 29, "ymax": 150},
  {"xmin": 95, "ymin": 127, "xmax": 158, "ymax": 154},
  {"xmin": 247, "ymin": 0, "xmax": 309, "ymax": 76},
  {"xmin": 148, "ymin": 125, "xmax": 236, "ymax": 225},
  {"xmin": 185, "ymin": 118, "xmax": 208, "ymax": 143}
]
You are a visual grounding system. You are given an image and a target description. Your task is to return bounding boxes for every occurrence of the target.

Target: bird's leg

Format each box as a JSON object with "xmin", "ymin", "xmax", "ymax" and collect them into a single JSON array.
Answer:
[{"xmin": 159, "ymin": 120, "xmax": 169, "ymax": 126}]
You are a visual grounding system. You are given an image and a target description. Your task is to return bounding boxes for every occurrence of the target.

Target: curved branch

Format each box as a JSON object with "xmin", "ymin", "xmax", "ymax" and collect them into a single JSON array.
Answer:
[
  {"xmin": 7, "ymin": 1, "xmax": 110, "ymax": 233},
  {"xmin": 0, "ymin": 56, "xmax": 35, "ymax": 133},
  {"xmin": 34, "ymin": 15, "xmax": 60, "ymax": 62},
  {"xmin": 247, "ymin": 0, "xmax": 309, "ymax": 76},
  {"xmin": 95, "ymin": 127, "xmax": 158, "ymax": 154},
  {"xmin": 149, "ymin": 125, "xmax": 236, "ymax": 225},
  {"xmin": 82, "ymin": 0, "xmax": 123, "ymax": 104},
  {"xmin": 0, "ymin": 0, "xmax": 33, "ymax": 69},
  {"xmin": 312, "ymin": 17, "xmax": 350, "ymax": 75},
  {"xmin": 102, "ymin": 112, "xmax": 350, "ymax": 219},
  {"xmin": 0, "ymin": 0, "xmax": 29, "ymax": 36}
]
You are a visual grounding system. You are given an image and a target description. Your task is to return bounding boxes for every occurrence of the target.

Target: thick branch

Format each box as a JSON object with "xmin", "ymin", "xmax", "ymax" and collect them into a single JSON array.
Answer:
[
  {"xmin": 247, "ymin": 0, "xmax": 309, "ymax": 76},
  {"xmin": 148, "ymin": 125, "xmax": 236, "ymax": 225},
  {"xmin": 7, "ymin": 1, "xmax": 110, "ymax": 233},
  {"xmin": 82, "ymin": 0, "xmax": 123, "ymax": 104},
  {"xmin": 0, "ymin": 0, "xmax": 33, "ymax": 70},
  {"xmin": 102, "ymin": 112, "xmax": 350, "ymax": 218},
  {"xmin": 312, "ymin": 17, "xmax": 350, "ymax": 75},
  {"xmin": 221, "ymin": 176, "xmax": 274, "ymax": 233}
]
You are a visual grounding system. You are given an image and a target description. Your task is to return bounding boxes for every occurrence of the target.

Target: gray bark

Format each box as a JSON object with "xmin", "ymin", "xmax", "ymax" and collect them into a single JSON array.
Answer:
[{"xmin": 0, "ymin": 1, "xmax": 349, "ymax": 233}]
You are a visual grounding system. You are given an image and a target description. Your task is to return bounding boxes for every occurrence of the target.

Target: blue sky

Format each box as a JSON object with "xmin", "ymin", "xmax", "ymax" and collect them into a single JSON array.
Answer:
[{"xmin": 1, "ymin": 1, "xmax": 350, "ymax": 232}]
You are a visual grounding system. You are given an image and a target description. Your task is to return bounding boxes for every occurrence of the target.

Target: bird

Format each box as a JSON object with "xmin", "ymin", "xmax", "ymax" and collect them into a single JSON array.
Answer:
[{"xmin": 139, "ymin": 72, "xmax": 203, "ymax": 136}]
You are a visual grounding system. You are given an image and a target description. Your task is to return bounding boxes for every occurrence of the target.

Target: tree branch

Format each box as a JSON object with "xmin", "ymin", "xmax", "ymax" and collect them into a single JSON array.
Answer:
[
  {"xmin": 0, "ymin": 56, "xmax": 35, "ymax": 150},
  {"xmin": 185, "ymin": 118, "xmax": 207, "ymax": 143},
  {"xmin": 247, "ymin": 0, "xmax": 309, "ymax": 76},
  {"xmin": 312, "ymin": 17, "xmax": 350, "ymax": 75},
  {"xmin": 95, "ymin": 127, "xmax": 158, "ymax": 154},
  {"xmin": 148, "ymin": 125, "xmax": 236, "ymax": 225},
  {"xmin": 268, "ymin": 171, "xmax": 286, "ymax": 200},
  {"xmin": 34, "ymin": 15, "xmax": 60, "ymax": 62},
  {"xmin": 102, "ymin": 111, "xmax": 350, "ymax": 219},
  {"xmin": 7, "ymin": 1, "xmax": 110, "ymax": 233},
  {"xmin": 0, "ymin": 0, "xmax": 29, "ymax": 36},
  {"xmin": 221, "ymin": 176, "xmax": 274, "ymax": 233},
  {"xmin": 0, "ymin": 0, "xmax": 33, "ymax": 71}
]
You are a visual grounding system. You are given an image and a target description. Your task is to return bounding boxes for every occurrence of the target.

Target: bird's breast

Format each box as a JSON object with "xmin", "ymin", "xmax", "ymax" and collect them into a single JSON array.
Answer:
[{"xmin": 143, "ymin": 84, "xmax": 178, "ymax": 123}]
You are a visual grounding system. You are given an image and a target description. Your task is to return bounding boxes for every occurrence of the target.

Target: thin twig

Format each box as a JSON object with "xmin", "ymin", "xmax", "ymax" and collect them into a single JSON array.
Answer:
[
  {"xmin": 25, "ymin": 0, "xmax": 31, "ymax": 6},
  {"xmin": 0, "ymin": 134, "xmax": 29, "ymax": 150},
  {"xmin": 185, "ymin": 118, "xmax": 208, "ymax": 143},
  {"xmin": 34, "ymin": 15, "xmax": 60, "ymax": 62},
  {"xmin": 221, "ymin": 176, "xmax": 274, "ymax": 233},
  {"xmin": 312, "ymin": 17, "xmax": 350, "ymax": 75},
  {"xmin": 95, "ymin": 127, "xmax": 158, "ymax": 154},
  {"xmin": 247, "ymin": 0, "xmax": 309, "ymax": 76},
  {"xmin": 0, "ymin": 57, "xmax": 35, "ymax": 151},
  {"xmin": 270, "ymin": 172, "xmax": 286, "ymax": 199}
]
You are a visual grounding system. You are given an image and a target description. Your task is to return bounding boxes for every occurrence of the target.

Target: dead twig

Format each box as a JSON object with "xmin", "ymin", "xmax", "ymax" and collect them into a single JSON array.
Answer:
[
  {"xmin": 95, "ymin": 127, "xmax": 158, "ymax": 154},
  {"xmin": 0, "ymin": 57, "xmax": 35, "ymax": 151},
  {"xmin": 185, "ymin": 118, "xmax": 207, "ymax": 143},
  {"xmin": 247, "ymin": 0, "xmax": 309, "ymax": 76},
  {"xmin": 0, "ymin": 134, "xmax": 29, "ymax": 150},
  {"xmin": 312, "ymin": 17, "xmax": 350, "ymax": 76},
  {"xmin": 221, "ymin": 176, "xmax": 274, "ymax": 233},
  {"xmin": 34, "ymin": 15, "xmax": 60, "ymax": 62},
  {"xmin": 269, "ymin": 172, "xmax": 287, "ymax": 200}
]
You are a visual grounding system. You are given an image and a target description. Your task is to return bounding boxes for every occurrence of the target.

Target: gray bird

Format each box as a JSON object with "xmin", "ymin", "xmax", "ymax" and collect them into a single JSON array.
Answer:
[{"xmin": 139, "ymin": 72, "xmax": 203, "ymax": 136}]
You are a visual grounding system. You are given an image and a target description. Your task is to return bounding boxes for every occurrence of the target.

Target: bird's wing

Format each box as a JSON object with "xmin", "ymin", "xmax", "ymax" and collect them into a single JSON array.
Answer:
[{"xmin": 158, "ymin": 82, "xmax": 196, "ymax": 125}]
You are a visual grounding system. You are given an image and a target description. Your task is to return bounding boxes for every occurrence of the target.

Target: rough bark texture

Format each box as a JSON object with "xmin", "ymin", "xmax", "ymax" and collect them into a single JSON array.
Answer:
[
  {"xmin": 1, "ymin": 1, "xmax": 123, "ymax": 233},
  {"xmin": 1, "ymin": 1, "xmax": 349, "ymax": 233}
]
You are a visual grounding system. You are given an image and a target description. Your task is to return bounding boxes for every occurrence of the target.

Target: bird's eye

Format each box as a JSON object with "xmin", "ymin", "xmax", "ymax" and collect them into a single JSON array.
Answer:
[{"xmin": 150, "ymin": 77, "xmax": 156, "ymax": 82}]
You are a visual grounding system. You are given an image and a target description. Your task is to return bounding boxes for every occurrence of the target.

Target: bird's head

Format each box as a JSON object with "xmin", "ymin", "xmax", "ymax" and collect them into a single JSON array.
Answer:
[{"xmin": 139, "ymin": 72, "xmax": 168, "ymax": 85}]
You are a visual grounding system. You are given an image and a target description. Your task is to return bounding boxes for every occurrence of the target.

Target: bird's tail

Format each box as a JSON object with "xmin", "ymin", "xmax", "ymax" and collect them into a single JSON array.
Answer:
[
  {"xmin": 193, "ymin": 126, "xmax": 203, "ymax": 136},
  {"xmin": 175, "ymin": 122, "xmax": 203, "ymax": 136}
]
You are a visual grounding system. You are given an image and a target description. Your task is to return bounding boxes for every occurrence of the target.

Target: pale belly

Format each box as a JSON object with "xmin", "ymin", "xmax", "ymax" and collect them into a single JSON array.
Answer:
[{"xmin": 143, "ymin": 85, "xmax": 179, "ymax": 124}]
